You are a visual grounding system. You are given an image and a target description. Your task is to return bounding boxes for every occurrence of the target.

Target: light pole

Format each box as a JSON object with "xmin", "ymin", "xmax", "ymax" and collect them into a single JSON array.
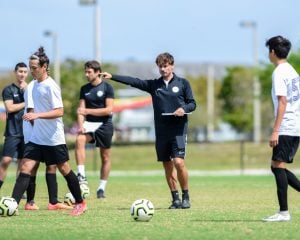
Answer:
[
  {"xmin": 207, "ymin": 65, "xmax": 215, "ymax": 142},
  {"xmin": 79, "ymin": 0, "xmax": 101, "ymax": 63},
  {"xmin": 44, "ymin": 31, "xmax": 60, "ymax": 87},
  {"xmin": 240, "ymin": 21, "xmax": 261, "ymax": 143}
]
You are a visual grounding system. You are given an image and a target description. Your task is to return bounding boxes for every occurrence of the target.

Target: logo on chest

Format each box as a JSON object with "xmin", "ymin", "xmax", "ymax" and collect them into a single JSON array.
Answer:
[
  {"xmin": 172, "ymin": 86, "xmax": 179, "ymax": 93},
  {"xmin": 97, "ymin": 90, "xmax": 104, "ymax": 97}
]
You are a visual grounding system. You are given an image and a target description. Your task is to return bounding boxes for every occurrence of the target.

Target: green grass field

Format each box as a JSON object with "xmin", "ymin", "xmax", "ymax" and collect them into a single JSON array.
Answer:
[
  {"xmin": 67, "ymin": 142, "xmax": 300, "ymax": 171},
  {"xmin": 1, "ymin": 143, "xmax": 300, "ymax": 239},
  {"xmin": 1, "ymin": 175, "xmax": 300, "ymax": 240}
]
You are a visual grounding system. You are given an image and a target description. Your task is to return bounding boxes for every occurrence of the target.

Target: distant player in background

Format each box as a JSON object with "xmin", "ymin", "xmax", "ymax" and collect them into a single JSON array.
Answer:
[
  {"xmin": 0, "ymin": 62, "xmax": 39, "ymax": 210},
  {"xmin": 75, "ymin": 60, "xmax": 114, "ymax": 199},
  {"xmin": 11, "ymin": 47, "xmax": 86, "ymax": 216},
  {"xmin": 262, "ymin": 36, "xmax": 300, "ymax": 222},
  {"xmin": 101, "ymin": 52, "xmax": 196, "ymax": 209}
]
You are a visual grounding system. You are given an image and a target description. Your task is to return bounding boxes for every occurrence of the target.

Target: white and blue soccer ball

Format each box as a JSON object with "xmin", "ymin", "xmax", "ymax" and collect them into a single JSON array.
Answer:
[
  {"xmin": 64, "ymin": 192, "xmax": 75, "ymax": 206},
  {"xmin": 0, "ymin": 197, "xmax": 18, "ymax": 217},
  {"xmin": 80, "ymin": 183, "xmax": 90, "ymax": 199},
  {"xmin": 130, "ymin": 199, "xmax": 154, "ymax": 222}
]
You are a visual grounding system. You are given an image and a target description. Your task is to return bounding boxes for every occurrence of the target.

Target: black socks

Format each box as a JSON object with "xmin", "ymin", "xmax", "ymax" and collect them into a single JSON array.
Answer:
[
  {"xmin": 64, "ymin": 170, "xmax": 83, "ymax": 203},
  {"xmin": 171, "ymin": 190, "xmax": 180, "ymax": 201},
  {"xmin": 271, "ymin": 167, "xmax": 288, "ymax": 211},
  {"xmin": 171, "ymin": 190, "xmax": 189, "ymax": 201},
  {"xmin": 26, "ymin": 176, "xmax": 36, "ymax": 203},
  {"xmin": 12, "ymin": 172, "xmax": 31, "ymax": 204},
  {"xmin": 285, "ymin": 168, "xmax": 300, "ymax": 191},
  {"xmin": 46, "ymin": 173, "xmax": 58, "ymax": 204},
  {"xmin": 182, "ymin": 189, "xmax": 189, "ymax": 200}
]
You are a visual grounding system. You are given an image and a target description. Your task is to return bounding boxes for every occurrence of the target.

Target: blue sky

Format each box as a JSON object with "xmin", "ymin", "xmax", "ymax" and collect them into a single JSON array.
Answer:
[{"xmin": 1, "ymin": 0, "xmax": 300, "ymax": 70}]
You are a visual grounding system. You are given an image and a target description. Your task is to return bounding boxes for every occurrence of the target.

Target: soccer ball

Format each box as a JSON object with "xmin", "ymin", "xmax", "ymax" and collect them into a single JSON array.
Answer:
[
  {"xmin": 64, "ymin": 192, "xmax": 75, "ymax": 206},
  {"xmin": 0, "ymin": 197, "xmax": 18, "ymax": 217},
  {"xmin": 130, "ymin": 199, "xmax": 154, "ymax": 222},
  {"xmin": 80, "ymin": 183, "xmax": 90, "ymax": 199}
]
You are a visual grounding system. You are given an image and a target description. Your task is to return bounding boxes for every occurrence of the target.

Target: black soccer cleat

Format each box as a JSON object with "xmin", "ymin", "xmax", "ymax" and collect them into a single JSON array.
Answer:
[
  {"xmin": 168, "ymin": 199, "xmax": 182, "ymax": 209},
  {"xmin": 181, "ymin": 199, "xmax": 191, "ymax": 209},
  {"xmin": 97, "ymin": 189, "xmax": 106, "ymax": 199}
]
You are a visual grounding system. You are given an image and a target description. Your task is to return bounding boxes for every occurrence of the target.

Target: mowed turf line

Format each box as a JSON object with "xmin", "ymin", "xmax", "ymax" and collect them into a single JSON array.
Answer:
[{"xmin": 1, "ymin": 175, "xmax": 300, "ymax": 240}]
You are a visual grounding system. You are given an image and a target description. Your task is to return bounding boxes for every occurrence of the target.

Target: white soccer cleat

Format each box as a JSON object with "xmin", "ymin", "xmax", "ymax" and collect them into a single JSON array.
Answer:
[
  {"xmin": 77, "ymin": 173, "xmax": 88, "ymax": 185},
  {"xmin": 262, "ymin": 212, "xmax": 291, "ymax": 222}
]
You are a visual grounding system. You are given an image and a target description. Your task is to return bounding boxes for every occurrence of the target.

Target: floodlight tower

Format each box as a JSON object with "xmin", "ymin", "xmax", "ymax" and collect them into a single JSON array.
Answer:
[
  {"xmin": 79, "ymin": 0, "xmax": 101, "ymax": 63},
  {"xmin": 44, "ymin": 30, "xmax": 60, "ymax": 86},
  {"xmin": 240, "ymin": 20, "xmax": 261, "ymax": 143}
]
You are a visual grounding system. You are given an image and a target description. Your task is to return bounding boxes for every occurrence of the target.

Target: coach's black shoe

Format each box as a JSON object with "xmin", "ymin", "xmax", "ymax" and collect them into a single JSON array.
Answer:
[
  {"xmin": 168, "ymin": 199, "xmax": 182, "ymax": 209},
  {"xmin": 97, "ymin": 189, "xmax": 105, "ymax": 199},
  {"xmin": 181, "ymin": 199, "xmax": 191, "ymax": 209}
]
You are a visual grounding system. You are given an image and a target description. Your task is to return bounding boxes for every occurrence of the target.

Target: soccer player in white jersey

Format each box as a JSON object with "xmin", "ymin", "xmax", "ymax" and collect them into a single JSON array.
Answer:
[
  {"xmin": 262, "ymin": 36, "xmax": 300, "ymax": 222},
  {"xmin": 11, "ymin": 47, "xmax": 87, "ymax": 216},
  {"xmin": 23, "ymin": 80, "xmax": 72, "ymax": 210}
]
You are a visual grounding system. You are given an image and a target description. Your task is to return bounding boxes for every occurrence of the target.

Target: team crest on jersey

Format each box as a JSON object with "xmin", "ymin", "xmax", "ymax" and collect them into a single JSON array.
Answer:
[
  {"xmin": 172, "ymin": 86, "xmax": 179, "ymax": 93},
  {"xmin": 97, "ymin": 90, "xmax": 104, "ymax": 97}
]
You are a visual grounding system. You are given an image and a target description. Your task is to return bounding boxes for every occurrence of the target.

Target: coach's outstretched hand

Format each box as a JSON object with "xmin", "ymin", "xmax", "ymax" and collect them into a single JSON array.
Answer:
[{"xmin": 100, "ymin": 72, "xmax": 112, "ymax": 79}]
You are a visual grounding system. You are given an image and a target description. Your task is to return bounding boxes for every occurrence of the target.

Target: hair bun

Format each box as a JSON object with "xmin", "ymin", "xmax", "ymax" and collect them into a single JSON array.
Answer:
[{"xmin": 38, "ymin": 46, "xmax": 45, "ymax": 54}]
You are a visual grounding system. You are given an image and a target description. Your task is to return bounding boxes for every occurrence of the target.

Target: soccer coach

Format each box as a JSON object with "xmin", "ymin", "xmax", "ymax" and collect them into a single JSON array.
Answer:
[{"xmin": 101, "ymin": 52, "xmax": 196, "ymax": 209}]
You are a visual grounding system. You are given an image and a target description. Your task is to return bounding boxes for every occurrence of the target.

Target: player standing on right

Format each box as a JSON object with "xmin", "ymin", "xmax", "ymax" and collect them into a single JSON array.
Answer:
[
  {"xmin": 101, "ymin": 52, "xmax": 196, "ymax": 209},
  {"xmin": 262, "ymin": 36, "xmax": 300, "ymax": 222}
]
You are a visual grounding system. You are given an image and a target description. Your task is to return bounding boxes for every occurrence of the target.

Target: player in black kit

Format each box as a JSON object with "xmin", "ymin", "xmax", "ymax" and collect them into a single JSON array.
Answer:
[
  {"xmin": 101, "ymin": 53, "xmax": 196, "ymax": 209},
  {"xmin": 75, "ymin": 60, "xmax": 114, "ymax": 199},
  {"xmin": 0, "ymin": 62, "xmax": 39, "ymax": 210}
]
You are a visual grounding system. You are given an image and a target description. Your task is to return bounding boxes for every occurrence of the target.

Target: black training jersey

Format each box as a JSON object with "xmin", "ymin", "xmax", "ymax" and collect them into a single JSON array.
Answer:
[
  {"xmin": 111, "ymin": 74, "xmax": 196, "ymax": 136},
  {"xmin": 80, "ymin": 81, "xmax": 114, "ymax": 123},
  {"xmin": 2, "ymin": 83, "xmax": 25, "ymax": 137}
]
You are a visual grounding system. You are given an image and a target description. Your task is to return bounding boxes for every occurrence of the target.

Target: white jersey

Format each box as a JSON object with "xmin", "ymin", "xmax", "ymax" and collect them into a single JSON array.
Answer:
[
  {"xmin": 272, "ymin": 62, "xmax": 300, "ymax": 136},
  {"xmin": 23, "ymin": 80, "xmax": 35, "ymax": 143},
  {"xmin": 29, "ymin": 77, "xmax": 66, "ymax": 145}
]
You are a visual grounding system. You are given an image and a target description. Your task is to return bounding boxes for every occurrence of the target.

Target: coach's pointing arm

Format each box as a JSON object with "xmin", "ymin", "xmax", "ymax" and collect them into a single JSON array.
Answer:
[{"xmin": 100, "ymin": 72, "xmax": 150, "ymax": 92}]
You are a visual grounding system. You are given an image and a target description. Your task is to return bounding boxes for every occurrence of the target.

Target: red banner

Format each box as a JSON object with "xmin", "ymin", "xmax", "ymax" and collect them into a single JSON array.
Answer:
[{"xmin": 113, "ymin": 96, "xmax": 152, "ymax": 113}]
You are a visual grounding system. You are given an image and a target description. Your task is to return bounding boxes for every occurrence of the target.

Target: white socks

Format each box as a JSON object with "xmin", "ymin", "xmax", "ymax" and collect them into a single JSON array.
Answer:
[
  {"xmin": 77, "ymin": 165, "xmax": 85, "ymax": 177},
  {"xmin": 98, "ymin": 179, "xmax": 107, "ymax": 191},
  {"xmin": 78, "ymin": 166, "xmax": 107, "ymax": 191},
  {"xmin": 279, "ymin": 210, "xmax": 289, "ymax": 216}
]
